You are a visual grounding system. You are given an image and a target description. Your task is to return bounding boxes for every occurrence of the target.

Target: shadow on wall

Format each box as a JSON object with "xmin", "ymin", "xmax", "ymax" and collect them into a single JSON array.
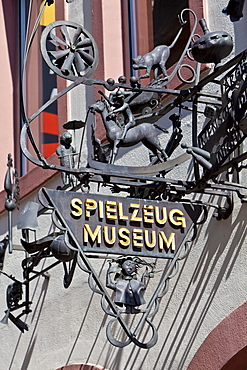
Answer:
[
  {"xmin": 59, "ymin": 202, "xmax": 245, "ymax": 369},
  {"xmin": 149, "ymin": 203, "xmax": 247, "ymax": 370},
  {"xmin": 5, "ymin": 201, "xmax": 247, "ymax": 370},
  {"xmin": 7, "ymin": 268, "xmax": 50, "ymax": 370},
  {"xmin": 99, "ymin": 202, "xmax": 246, "ymax": 370}
]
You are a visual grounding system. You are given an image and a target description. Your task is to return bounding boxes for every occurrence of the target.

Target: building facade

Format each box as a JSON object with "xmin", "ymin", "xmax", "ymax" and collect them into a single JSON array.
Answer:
[{"xmin": 0, "ymin": 1, "xmax": 246, "ymax": 369}]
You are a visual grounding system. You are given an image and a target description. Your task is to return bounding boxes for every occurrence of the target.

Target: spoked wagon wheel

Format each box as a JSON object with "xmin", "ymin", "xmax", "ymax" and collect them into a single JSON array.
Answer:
[{"xmin": 40, "ymin": 21, "xmax": 99, "ymax": 81}]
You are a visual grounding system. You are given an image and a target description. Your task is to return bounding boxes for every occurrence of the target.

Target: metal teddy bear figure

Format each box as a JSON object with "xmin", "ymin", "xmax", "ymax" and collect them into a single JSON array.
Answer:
[{"xmin": 106, "ymin": 257, "xmax": 154, "ymax": 313}]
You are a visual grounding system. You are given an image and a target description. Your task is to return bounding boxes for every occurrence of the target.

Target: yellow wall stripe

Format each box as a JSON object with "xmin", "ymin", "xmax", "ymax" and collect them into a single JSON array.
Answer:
[{"xmin": 40, "ymin": 1, "xmax": 55, "ymax": 26}]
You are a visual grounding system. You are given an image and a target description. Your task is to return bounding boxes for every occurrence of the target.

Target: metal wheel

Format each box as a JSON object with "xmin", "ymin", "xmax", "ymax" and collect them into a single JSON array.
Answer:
[{"xmin": 40, "ymin": 21, "xmax": 99, "ymax": 81}]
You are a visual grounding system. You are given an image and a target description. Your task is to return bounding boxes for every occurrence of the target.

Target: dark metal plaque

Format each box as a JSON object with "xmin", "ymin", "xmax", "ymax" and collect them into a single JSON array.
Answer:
[
  {"xmin": 198, "ymin": 52, "xmax": 247, "ymax": 168},
  {"xmin": 44, "ymin": 189, "xmax": 202, "ymax": 259}
]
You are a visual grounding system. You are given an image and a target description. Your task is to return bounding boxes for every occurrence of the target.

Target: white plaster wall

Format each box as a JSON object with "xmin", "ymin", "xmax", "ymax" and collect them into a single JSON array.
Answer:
[
  {"xmin": 234, "ymin": 0, "xmax": 247, "ymax": 53},
  {"xmin": 0, "ymin": 1, "xmax": 246, "ymax": 370}
]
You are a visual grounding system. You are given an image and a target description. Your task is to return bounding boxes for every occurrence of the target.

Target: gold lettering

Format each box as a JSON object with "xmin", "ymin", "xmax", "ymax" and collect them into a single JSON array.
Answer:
[
  {"xmin": 144, "ymin": 230, "xmax": 156, "ymax": 248},
  {"xmin": 83, "ymin": 224, "xmax": 101, "ymax": 243},
  {"xmin": 103, "ymin": 226, "xmax": 116, "ymax": 245},
  {"xmin": 106, "ymin": 201, "xmax": 117, "ymax": 220},
  {"xmin": 130, "ymin": 203, "xmax": 142, "ymax": 222},
  {"xmin": 169, "ymin": 209, "xmax": 186, "ymax": 228},
  {"xmin": 133, "ymin": 228, "xmax": 143, "ymax": 247},
  {"xmin": 98, "ymin": 200, "xmax": 104, "ymax": 220},
  {"xmin": 118, "ymin": 202, "xmax": 128, "ymax": 221},
  {"xmin": 119, "ymin": 228, "xmax": 130, "ymax": 247},
  {"xmin": 85, "ymin": 199, "xmax": 97, "ymax": 218},
  {"xmin": 143, "ymin": 205, "xmax": 154, "ymax": 223},
  {"xmin": 70, "ymin": 198, "xmax": 82, "ymax": 217},
  {"xmin": 159, "ymin": 232, "xmax": 175, "ymax": 250},
  {"xmin": 154, "ymin": 206, "xmax": 167, "ymax": 225}
]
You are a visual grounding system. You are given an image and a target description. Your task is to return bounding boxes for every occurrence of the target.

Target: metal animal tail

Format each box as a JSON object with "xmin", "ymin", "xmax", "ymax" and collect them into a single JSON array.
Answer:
[
  {"xmin": 154, "ymin": 124, "xmax": 168, "ymax": 134},
  {"xmin": 168, "ymin": 12, "xmax": 187, "ymax": 49}
]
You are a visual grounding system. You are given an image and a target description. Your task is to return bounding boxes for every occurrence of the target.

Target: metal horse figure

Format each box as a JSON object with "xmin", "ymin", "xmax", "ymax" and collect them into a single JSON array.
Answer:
[{"xmin": 90, "ymin": 99, "xmax": 168, "ymax": 164}]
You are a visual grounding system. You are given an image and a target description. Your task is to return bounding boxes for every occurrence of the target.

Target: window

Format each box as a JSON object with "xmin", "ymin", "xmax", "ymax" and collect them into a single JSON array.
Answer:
[
  {"xmin": 121, "ymin": 0, "xmax": 204, "ymax": 84},
  {"xmin": 121, "ymin": 0, "xmax": 154, "ymax": 79},
  {"xmin": 153, "ymin": 0, "xmax": 190, "ymax": 68}
]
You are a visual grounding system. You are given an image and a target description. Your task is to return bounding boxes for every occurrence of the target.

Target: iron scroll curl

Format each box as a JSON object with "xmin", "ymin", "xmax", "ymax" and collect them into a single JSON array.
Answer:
[{"xmin": 106, "ymin": 317, "xmax": 158, "ymax": 349}]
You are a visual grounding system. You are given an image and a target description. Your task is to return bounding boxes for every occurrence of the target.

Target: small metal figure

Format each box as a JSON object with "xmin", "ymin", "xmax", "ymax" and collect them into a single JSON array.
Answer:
[
  {"xmin": 6, "ymin": 281, "xmax": 23, "ymax": 309},
  {"xmin": 4, "ymin": 154, "xmax": 19, "ymax": 253},
  {"xmin": 99, "ymin": 89, "xmax": 142, "ymax": 140},
  {"xmin": 90, "ymin": 100, "xmax": 168, "ymax": 164},
  {"xmin": 0, "ymin": 279, "xmax": 28, "ymax": 332},
  {"xmin": 99, "ymin": 89, "xmax": 133, "ymax": 109},
  {"xmin": 106, "ymin": 257, "xmax": 153, "ymax": 313},
  {"xmin": 132, "ymin": 22, "xmax": 185, "ymax": 81},
  {"xmin": 0, "ymin": 236, "xmax": 8, "ymax": 270},
  {"xmin": 107, "ymin": 90, "xmax": 137, "ymax": 140},
  {"xmin": 56, "ymin": 132, "xmax": 76, "ymax": 186}
]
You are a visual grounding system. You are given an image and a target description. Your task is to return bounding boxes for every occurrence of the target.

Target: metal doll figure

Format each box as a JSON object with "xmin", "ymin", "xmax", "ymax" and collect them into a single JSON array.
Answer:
[
  {"xmin": 93, "ymin": 89, "xmax": 169, "ymax": 164},
  {"xmin": 106, "ymin": 257, "xmax": 154, "ymax": 313},
  {"xmin": 108, "ymin": 91, "xmax": 136, "ymax": 140},
  {"xmin": 99, "ymin": 89, "xmax": 139, "ymax": 140},
  {"xmin": 56, "ymin": 132, "xmax": 76, "ymax": 186}
]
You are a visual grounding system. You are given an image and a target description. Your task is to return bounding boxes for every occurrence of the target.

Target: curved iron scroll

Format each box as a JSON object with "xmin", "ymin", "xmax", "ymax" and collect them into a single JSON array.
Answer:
[{"xmin": 39, "ymin": 187, "xmax": 205, "ymax": 348}]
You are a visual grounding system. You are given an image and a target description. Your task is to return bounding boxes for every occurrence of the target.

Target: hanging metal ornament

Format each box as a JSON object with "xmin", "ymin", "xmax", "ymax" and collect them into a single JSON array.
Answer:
[
  {"xmin": 4, "ymin": 154, "xmax": 20, "ymax": 253},
  {"xmin": 40, "ymin": 20, "xmax": 99, "ymax": 81},
  {"xmin": 191, "ymin": 19, "xmax": 233, "ymax": 65}
]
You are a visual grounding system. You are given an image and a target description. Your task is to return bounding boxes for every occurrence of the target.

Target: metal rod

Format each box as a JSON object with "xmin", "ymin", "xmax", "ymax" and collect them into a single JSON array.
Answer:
[
  {"xmin": 8, "ymin": 211, "xmax": 13, "ymax": 254},
  {"xmin": 192, "ymin": 95, "xmax": 200, "ymax": 180},
  {"xmin": 77, "ymin": 109, "xmax": 89, "ymax": 168},
  {"xmin": 23, "ymin": 260, "xmax": 61, "ymax": 284}
]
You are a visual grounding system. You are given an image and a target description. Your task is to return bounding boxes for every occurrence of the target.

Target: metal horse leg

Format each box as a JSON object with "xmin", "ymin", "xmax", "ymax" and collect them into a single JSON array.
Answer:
[
  {"xmin": 143, "ymin": 137, "xmax": 168, "ymax": 162},
  {"xmin": 110, "ymin": 140, "xmax": 120, "ymax": 164}
]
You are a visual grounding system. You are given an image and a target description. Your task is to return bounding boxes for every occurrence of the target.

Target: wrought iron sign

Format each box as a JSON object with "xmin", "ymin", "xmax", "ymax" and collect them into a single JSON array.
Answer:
[
  {"xmin": 40, "ymin": 189, "xmax": 202, "ymax": 259},
  {"xmin": 37, "ymin": 187, "xmax": 204, "ymax": 348},
  {"xmin": 198, "ymin": 53, "xmax": 247, "ymax": 168},
  {"xmin": 1, "ymin": 2, "xmax": 247, "ymax": 348}
]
